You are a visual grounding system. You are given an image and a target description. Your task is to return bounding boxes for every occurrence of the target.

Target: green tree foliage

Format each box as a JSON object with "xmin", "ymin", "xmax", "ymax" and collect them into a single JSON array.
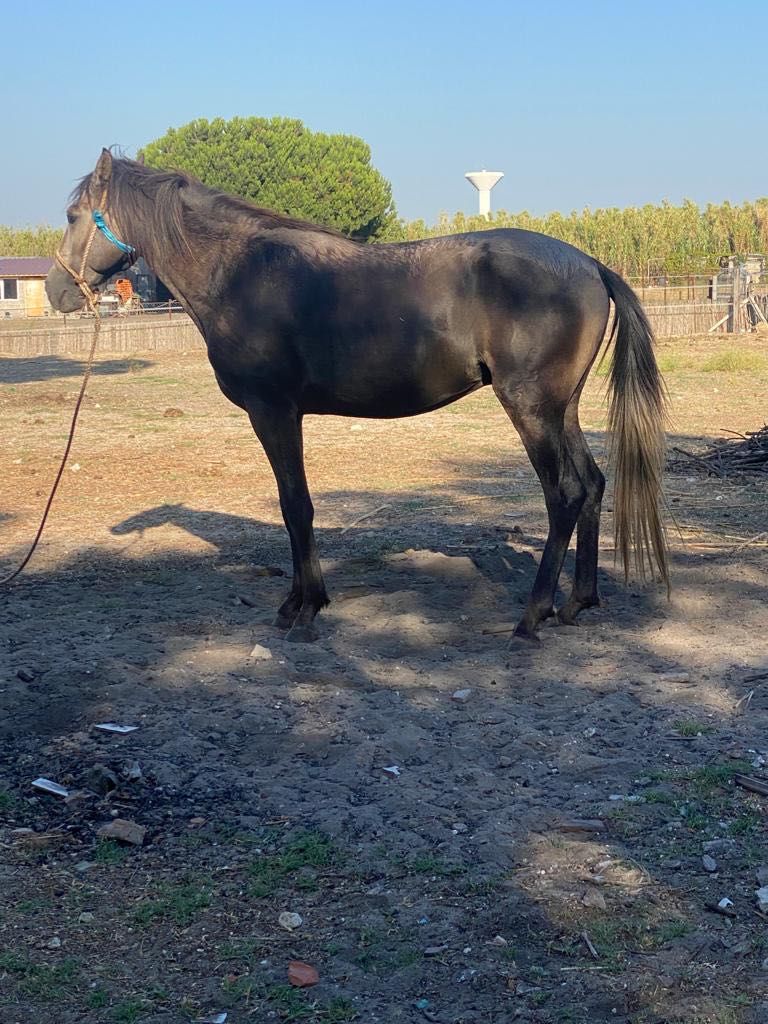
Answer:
[{"xmin": 140, "ymin": 116, "xmax": 396, "ymax": 241}]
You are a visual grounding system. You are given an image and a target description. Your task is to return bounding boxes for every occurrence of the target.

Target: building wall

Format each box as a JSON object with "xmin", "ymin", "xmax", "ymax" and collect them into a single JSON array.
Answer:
[{"xmin": 0, "ymin": 277, "xmax": 54, "ymax": 318}]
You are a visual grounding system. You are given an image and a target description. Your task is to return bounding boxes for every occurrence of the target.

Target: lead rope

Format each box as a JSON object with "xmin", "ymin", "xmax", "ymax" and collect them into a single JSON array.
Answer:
[{"xmin": 0, "ymin": 203, "xmax": 106, "ymax": 586}]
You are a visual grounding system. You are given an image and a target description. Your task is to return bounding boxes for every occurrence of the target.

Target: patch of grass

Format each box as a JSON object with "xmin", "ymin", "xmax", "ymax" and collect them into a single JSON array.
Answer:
[
  {"xmin": 653, "ymin": 918, "xmax": 691, "ymax": 944},
  {"xmin": 16, "ymin": 896, "xmax": 51, "ymax": 914},
  {"xmin": 261, "ymin": 984, "xmax": 314, "ymax": 1020},
  {"xmin": 643, "ymin": 788, "xmax": 675, "ymax": 804},
  {"xmin": 687, "ymin": 761, "xmax": 750, "ymax": 794},
  {"xmin": 407, "ymin": 853, "xmax": 463, "ymax": 876},
  {"xmin": 133, "ymin": 877, "xmax": 212, "ymax": 927},
  {"xmin": 248, "ymin": 831, "xmax": 336, "ymax": 898},
  {"xmin": 701, "ymin": 349, "xmax": 767, "ymax": 373},
  {"xmin": 657, "ymin": 352, "xmax": 691, "ymax": 374},
  {"xmin": 586, "ymin": 912, "xmax": 691, "ymax": 969},
  {"xmin": 87, "ymin": 988, "xmax": 110, "ymax": 1009},
  {"xmin": 0, "ymin": 951, "xmax": 81, "ymax": 1000},
  {"xmin": 221, "ymin": 974, "xmax": 255, "ymax": 1004},
  {"xmin": 729, "ymin": 809, "xmax": 763, "ymax": 835},
  {"xmin": 673, "ymin": 719, "xmax": 714, "ymax": 737},
  {"xmin": 0, "ymin": 788, "xmax": 16, "ymax": 812},
  {"xmin": 323, "ymin": 997, "xmax": 357, "ymax": 1022},
  {"xmin": 218, "ymin": 936, "xmax": 264, "ymax": 961},
  {"xmin": 111, "ymin": 999, "xmax": 148, "ymax": 1023},
  {"xmin": 95, "ymin": 839, "xmax": 130, "ymax": 865}
]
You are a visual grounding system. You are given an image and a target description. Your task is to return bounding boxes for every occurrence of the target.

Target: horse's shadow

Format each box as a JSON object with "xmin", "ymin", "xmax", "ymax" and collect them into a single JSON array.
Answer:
[
  {"xmin": 109, "ymin": 502, "xmax": 579, "ymax": 615},
  {"xmin": 0, "ymin": 355, "xmax": 153, "ymax": 384}
]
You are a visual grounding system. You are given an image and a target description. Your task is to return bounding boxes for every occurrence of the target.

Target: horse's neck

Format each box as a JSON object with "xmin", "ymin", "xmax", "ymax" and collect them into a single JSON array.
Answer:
[{"xmin": 126, "ymin": 195, "xmax": 215, "ymax": 321}]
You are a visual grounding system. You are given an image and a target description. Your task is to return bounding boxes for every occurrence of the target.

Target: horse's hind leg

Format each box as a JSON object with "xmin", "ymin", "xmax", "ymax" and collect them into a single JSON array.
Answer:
[
  {"xmin": 246, "ymin": 400, "xmax": 329, "ymax": 642},
  {"xmin": 559, "ymin": 400, "xmax": 606, "ymax": 624},
  {"xmin": 494, "ymin": 386, "xmax": 587, "ymax": 639}
]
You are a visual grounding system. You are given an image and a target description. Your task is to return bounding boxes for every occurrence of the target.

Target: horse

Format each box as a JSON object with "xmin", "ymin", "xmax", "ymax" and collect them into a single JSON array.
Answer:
[{"xmin": 46, "ymin": 149, "xmax": 668, "ymax": 643}]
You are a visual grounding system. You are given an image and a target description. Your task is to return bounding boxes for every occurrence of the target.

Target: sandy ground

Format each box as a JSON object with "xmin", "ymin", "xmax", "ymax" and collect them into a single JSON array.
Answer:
[{"xmin": 1, "ymin": 337, "xmax": 767, "ymax": 1024}]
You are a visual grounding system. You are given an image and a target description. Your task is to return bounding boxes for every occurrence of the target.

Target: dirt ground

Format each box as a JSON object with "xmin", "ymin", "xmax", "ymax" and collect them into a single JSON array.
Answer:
[{"xmin": 1, "ymin": 334, "xmax": 768, "ymax": 1024}]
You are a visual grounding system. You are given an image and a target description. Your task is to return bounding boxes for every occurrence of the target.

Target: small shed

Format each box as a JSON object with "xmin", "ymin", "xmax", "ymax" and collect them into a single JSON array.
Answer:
[{"xmin": 0, "ymin": 256, "xmax": 55, "ymax": 318}]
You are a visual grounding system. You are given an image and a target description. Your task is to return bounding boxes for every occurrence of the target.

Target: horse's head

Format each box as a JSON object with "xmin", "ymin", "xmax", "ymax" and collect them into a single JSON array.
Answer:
[{"xmin": 46, "ymin": 149, "xmax": 137, "ymax": 314}]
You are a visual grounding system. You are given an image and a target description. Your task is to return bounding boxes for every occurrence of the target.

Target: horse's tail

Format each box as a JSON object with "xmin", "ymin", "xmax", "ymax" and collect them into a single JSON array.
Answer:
[{"xmin": 597, "ymin": 262, "xmax": 669, "ymax": 593}]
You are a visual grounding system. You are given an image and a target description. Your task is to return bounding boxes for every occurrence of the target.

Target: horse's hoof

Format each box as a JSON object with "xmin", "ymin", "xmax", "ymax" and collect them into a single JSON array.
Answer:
[
  {"xmin": 556, "ymin": 606, "xmax": 578, "ymax": 626},
  {"xmin": 285, "ymin": 623, "xmax": 319, "ymax": 643},
  {"xmin": 510, "ymin": 624, "xmax": 540, "ymax": 647}
]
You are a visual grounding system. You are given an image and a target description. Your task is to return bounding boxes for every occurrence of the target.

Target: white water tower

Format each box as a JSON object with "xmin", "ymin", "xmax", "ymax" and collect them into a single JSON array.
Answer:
[{"xmin": 465, "ymin": 170, "xmax": 504, "ymax": 217}]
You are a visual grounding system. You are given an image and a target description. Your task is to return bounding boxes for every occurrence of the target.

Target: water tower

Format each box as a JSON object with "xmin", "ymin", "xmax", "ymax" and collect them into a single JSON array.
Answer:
[{"xmin": 465, "ymin": 170, "xmax": 504, "ymax": 217}]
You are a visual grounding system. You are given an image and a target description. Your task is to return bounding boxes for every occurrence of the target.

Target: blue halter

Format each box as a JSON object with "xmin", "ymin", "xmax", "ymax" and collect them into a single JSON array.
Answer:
[{"xmin": 92, "ymin": 210, "xmax": 135, "ymax": 257}]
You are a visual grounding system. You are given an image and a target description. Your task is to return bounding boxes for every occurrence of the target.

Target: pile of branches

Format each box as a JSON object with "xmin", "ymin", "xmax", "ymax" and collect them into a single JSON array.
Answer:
[{"xmin": 669, "ymin": 425, "xmax": 768, "ymax": 477}]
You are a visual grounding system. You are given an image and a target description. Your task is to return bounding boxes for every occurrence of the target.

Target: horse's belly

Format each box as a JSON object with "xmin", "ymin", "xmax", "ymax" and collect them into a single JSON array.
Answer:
[{"xmin": 304, "ymin": 366, "xmax": 484, "ymax": 418}]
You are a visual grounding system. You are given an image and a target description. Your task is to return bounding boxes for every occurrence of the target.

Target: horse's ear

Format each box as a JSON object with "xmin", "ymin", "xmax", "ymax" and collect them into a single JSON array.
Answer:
[
  {"xmin": 90, "ymin": 148, "xmax": 113, "ymax": 200},
  {"xmin": 136, "ymin": 151, "xmax": 145, "ymax": 166}
]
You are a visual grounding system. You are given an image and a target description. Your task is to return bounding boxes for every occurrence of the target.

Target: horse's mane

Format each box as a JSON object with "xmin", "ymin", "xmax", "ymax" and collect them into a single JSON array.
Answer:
[{"xmin": 71, "ymin": 157, "xmax": 345, "ymax": 262}]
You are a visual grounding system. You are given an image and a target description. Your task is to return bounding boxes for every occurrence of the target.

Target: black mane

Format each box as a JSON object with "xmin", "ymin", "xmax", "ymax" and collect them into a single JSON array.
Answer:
[{"xmin": 72, "ymin": 157, "xmax": 344, "ymax": 265}]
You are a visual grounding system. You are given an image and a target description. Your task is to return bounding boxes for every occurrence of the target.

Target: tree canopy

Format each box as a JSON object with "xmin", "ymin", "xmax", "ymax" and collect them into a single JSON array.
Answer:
[{"xmin": 139, "ymin": 116, "xmax": 396, "ymax": 241}]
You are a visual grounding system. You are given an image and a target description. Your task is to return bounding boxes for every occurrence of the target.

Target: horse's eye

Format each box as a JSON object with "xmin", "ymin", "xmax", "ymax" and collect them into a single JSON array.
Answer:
[{"xmin": 66, "ymin": 212, "xmax": 77, "ymax": 225}]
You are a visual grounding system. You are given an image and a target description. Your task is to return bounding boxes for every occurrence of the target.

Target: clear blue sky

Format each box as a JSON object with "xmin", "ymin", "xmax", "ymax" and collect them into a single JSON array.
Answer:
[{"xmin": 5, "ymin": 0, "xmax": 767, "ymax": 227}]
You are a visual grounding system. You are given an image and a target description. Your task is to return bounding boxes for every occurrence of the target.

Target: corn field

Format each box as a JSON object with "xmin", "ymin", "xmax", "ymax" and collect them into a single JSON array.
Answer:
[
  {"xmin": 2, "ymin": 198, "xmax": 768, "ymax": 280},
  {"xmin": 388, "ymin": 198, "xmax": 768, "ymax": 279}
]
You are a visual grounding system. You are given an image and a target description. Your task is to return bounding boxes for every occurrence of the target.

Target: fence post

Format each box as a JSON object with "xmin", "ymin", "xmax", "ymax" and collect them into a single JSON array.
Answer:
[{"xmin": 728, "ymin": 268, "xmax": 742, "ymax": 333}]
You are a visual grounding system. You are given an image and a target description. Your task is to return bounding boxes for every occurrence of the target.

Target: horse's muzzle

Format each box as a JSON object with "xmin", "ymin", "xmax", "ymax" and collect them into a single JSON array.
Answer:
[{"xmin": 45, "ymin": 266, "xmax": 88, "ymax": 314}]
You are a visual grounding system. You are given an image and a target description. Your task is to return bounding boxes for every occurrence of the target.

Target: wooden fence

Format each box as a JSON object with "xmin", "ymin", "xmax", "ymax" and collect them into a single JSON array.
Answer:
[
  {"xmin": 0, "ymin": 314, "xmax": 201, "ymax": 355},
  {"xmin": 0, "ymin": 301, "xmax": 760, "ymax": 356}
]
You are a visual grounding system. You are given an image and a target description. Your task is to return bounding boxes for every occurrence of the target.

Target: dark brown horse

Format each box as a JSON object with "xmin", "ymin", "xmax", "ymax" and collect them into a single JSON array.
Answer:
[{"xmin": 46, "ymin": 150, "xmax": 668, "ymax": 642}]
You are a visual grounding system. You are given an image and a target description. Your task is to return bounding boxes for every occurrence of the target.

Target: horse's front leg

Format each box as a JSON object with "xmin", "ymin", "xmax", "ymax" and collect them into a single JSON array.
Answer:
[{"xmin": 247, "ymin": 400, "xmax": 329, "ymax": 642}]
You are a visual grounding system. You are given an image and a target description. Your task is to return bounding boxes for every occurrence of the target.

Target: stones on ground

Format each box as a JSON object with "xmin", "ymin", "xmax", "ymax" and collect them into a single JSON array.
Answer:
[
  {"xmin": 756, "ymin": 886, "xmax": 768, "ymax": 913},
  {"xmin": 702, "ymin": 855, "xmax": 718, "ymax": 873},
  {"xmin": 656, "ymin": 669, "xmax": 691, "ymax": 684},
  {"xmin": 278, "ymin": 911, "xmax": 303, "ymax": 931},
  {"xmin": 195, "ymin": 1015, "xmax": 227, "ymax": 1024},
  {"xmin": 16, "ymin": 667, "xmax": 36, "ymax": 682},
  {"xmin": 515, "ymin": 981, "xmax": 542, "ymax": 996},
  {"xmin": 78, "ymin": 912, "xmax": 95, "ymax": 924},
  {"xmin": 424, "ymin": 945, "xmax": 448, "ymax": 956},
  {"xmin": 249, "ymin": 643, "xmax": 272, "ymax": 661},
  {"xmin": 451, "ymin": 821, "xmax": 468, "ymax": 834},
  {"xmin": 703, "ymin": 838, "xmax": 733, "ymax": 854},
  {"xmin": 121, "ymin": 760, "xmax": 143, "ymax": 782},
  {"xmin": 97, "ymin": 818, "xmax": 146, "ymax": 846},
  {"xmin": 489, "ymin": 935, "xmax": 508, "ymax": 946},
  {"xmin": 581, "ymin": 888, "xmax": 607, "ymax": 910},
  {"xmin": 46, "ymin": 936, "xmax": 62, "ymax": 949},
  {"xmin": 287, "ymin": 960, "xmax": 319, "ymax": 987},
  {"xmin": 163, "ymin": 407, "xmax": 185, "ymax": 417},
  {"xmin": 451, "ymin": 689, "xmax": 473, "ymax": 703},
  {"xmin": 93, "ymin": 723, "xmax": 139, "ymax": 734},
  {"xmin": 555, "ymin": 818, "xmax": 605, "ymax": 833},
  {"xmin": 756, "ymin": 867, "xmax": 768, "ymax": 887},
  {"xmin": 85, "ymin": 764, "xmax": 119, "ymax": 795},
  {"xmin": 381, "ymin": 765, "xmax": 401, "ymax": 778},
  {"xmin": 717, "ymin": 898, "xmax": 733, "ymax": 910}
]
